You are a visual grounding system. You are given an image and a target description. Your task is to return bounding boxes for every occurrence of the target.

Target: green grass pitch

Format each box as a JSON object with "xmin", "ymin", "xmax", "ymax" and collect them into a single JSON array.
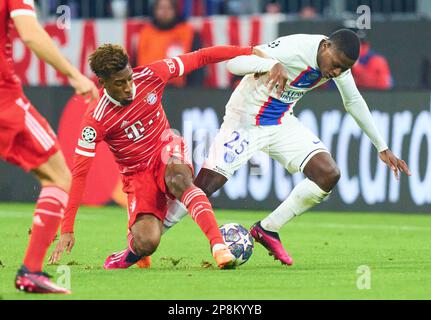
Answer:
[{"xmin": 0, "ymin": 203, "xmax": 430, "ymax": 300}]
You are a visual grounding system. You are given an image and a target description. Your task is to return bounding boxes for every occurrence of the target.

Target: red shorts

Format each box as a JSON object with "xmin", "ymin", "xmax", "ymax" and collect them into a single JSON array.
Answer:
[
  {"xmin": 121, "ymin": 135, "xmax": 193, "ymax": 229},
  {"xmin": 0, "ymin": 91, "xmax": 60, "ymax": 171}
]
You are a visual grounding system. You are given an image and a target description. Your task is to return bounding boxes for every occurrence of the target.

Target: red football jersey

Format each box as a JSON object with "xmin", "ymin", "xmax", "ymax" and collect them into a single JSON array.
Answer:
[
  {"xmin": 62, "ymin": 45, "xmax": 253, "ymax": 233},
  {"xmin": 75, "ymin": 61, "xmax": 176, "ymax": 174},
  {"xmin": 0, "ymin": 0, "xmax": 36, "ymax": 90}
]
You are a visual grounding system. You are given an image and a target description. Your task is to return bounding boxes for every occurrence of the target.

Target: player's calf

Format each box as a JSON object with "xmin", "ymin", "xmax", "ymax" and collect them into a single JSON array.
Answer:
[
  {"xmin": 165, "ymin": 163, "xmax": 234, "ymax": 267},
  {"xmin": 22, "ymin": 152, "xmax": 71, "ymax": 274},
  {"xmin": 194, "ymin": 168, "xmax": 228, "ymax": 197}
]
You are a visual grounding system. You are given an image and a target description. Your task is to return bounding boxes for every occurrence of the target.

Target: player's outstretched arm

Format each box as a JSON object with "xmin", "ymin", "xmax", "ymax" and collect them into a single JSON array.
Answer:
[
  {"xmin": 178, "ymin": 45, "xmax": 253, "ymax": 75},
  {"xmin": 148, "ymin": 45, "xmax": 254, "ymax": 83},
  {"xmin": 12, "ymin": 15, "xmax": 98, "ymax": 102},
  {"xmin": 334, "ymin": 71, "xmax": 411, "ymax": 180},
  {"xmin": 49, "ymin": 153, "xmax": 95, "ymax": 264}
]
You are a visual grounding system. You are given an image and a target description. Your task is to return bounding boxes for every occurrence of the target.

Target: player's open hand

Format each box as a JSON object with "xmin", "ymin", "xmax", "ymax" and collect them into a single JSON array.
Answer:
[
  {"xmin": 379, "ymin": 149, "xmax": 411, "ymax": 180},
  {"xmin": 252, "ymin": 47, "xmax": 268, "ymax": 59},
  {"xmin": 49, "ymin": 232, "xmax": 75, "ymax": 264},
  {"xmin": 68, "ymin": 73, "xmax": 99, "ymax": 104},
  {"xmin": 265, "ymin": 62, "xmax": 288, "ymax": 99}
]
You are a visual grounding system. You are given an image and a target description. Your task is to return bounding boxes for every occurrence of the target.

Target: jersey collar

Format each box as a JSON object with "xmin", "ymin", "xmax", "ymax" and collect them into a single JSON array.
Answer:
[{"xmin": 104, "ymin": 82, "xmax": 136, "ymax": 106}]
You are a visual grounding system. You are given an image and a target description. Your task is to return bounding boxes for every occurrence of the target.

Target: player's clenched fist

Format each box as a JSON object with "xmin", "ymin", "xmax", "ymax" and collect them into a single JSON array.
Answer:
[{"xmin": 49, "ymin": 233, "xmax": 75, "ymax": 264}]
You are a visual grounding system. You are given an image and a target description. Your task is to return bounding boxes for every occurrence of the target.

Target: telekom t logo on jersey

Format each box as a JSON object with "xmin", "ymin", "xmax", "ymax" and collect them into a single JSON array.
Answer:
[{"xmin": 125, "ymin": 121, "xmax": 145, "ymax": 141}]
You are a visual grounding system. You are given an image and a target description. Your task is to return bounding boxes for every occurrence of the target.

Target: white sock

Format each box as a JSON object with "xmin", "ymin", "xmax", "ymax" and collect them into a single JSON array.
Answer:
[
  {"xmin": 162, "ymin": 199, "xmax": 188, "ymax": 234},
  {"xmin": 211, "ymin": 243, "xmax": 228, "ymax": 255},
  {"xmin": 261, "ymin": 179, "xmax": 330, "ymax": 233}
]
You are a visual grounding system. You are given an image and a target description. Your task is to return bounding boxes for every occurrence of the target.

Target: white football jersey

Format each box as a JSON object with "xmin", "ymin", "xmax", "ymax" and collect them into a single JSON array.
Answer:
[{"xmin": 225, "ymin": 34, "xmax": 338, "ymax": 126}]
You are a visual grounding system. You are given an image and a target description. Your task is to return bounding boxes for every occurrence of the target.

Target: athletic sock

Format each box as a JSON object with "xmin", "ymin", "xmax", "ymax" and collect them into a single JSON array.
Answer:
[
  {"xmin": 23, "ymin": 186, "xmax": 68, "ymax": 272},
  {"xmin": 162, "ymin": 199, "xmax": 188, "ymax": 234},
  {"xmin": 126, "ymin": 232, "xmax": 143, "ymax": 262},
  {"xmin": 261, "ymin": 179, "xmax": 330, "ymax": 233},
  {"xmin": 181, "ymin": 186, "xmax": 224, "ymax": 248}
]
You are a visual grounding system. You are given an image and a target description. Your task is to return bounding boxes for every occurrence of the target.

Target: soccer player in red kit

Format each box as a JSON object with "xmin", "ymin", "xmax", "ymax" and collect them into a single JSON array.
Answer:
[
  {"xmin": 0, "ymin": 0, "xmax": 98, "ymax": 293},
  {"xmin": 49, "ymin": 44, "xmax": 255, "ymax": 269}
]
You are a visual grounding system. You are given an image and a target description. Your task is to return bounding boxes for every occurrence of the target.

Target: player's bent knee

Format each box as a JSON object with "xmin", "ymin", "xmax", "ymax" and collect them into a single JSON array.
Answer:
[
  {"xmin": 170, "ymin": 174, "xmax": 186, "ymax": 189},
  {"xmin": 169, "ymin": 173, "xmax": 193, "ymax": 198},
  {"xmin": 321, "ymin": 165, "xmax": 340, "ymax": 191},
  {"xmin": 329, "ymin": 166, "xmax": 341, "ymax": 188},
  {"xmin": 133, "ymin": 235, "xmax": 160, "ymax": 257}
]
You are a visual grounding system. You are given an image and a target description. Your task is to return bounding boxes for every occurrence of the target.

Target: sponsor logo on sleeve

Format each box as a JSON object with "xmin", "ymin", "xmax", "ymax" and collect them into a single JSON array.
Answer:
[
  {"xmin": 267, "ymin": 40, "xmax": 280, "ymax": 48},
  {"xmin": 163, "ymin": 59, "xmax": 176, "ymax": 74},
  {"xmin": 82, "ymin": 126, "xmax": 97, "ymax": 143}
]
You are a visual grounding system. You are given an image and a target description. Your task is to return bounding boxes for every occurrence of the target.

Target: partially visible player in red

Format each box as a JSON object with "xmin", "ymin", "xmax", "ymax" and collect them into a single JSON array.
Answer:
[
  {"xmin": 1, "ymin": 0, "xmax": 98, "ymax": 294},
  {"xmin": 49, "ymin": 44, "xmax": 255, "ymax": 269}
]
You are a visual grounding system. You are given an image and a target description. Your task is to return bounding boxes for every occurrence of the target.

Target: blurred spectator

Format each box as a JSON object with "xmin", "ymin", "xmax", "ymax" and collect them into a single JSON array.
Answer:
[
  {"xmin": 351, "ymin": 30, "xmax": 393, "ymax": 90},
  {"xmin": 265, "ymin": 1, "xmax": 281, "ymax": 14},
  {"xmin": 178, "ymin": 0, "xmax": 212, "ymax": 17},
  {"xmin": 179, "ymin": 0, "xmax": 259, "ymax": 17},
  {"xmin": 204, "ymin": 0, "xmax": 224, "ymax": 15},
  {"xmin": 137, "ymin": 0, "xmax": 203, "ymax": 87},
  {"xmin": 225, "ymin": 0, "xmax": 260, "ymax": 15},
  {"xmin": 299, "ymin": 5, "xmax": 317, "ymax": 19},
  {"xmin": 111, "ymin": 0, "xmax": 128, "ymax": 18}
]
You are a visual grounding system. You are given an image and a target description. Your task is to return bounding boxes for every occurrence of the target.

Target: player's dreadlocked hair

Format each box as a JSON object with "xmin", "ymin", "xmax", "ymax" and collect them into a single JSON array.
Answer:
[
  {"xmin": 89, "ymin": 44, "xmax": 129, "ymax": 79},
  {"xmin": 328, "ymin": 29, "xmax": 360, "ymax": 62}
]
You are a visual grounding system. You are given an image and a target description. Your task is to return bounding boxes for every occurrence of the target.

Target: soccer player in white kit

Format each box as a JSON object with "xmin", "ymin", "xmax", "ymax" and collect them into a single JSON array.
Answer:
[{"xmin": 165, "ymin": 29, "xmax": 411, "ymax": 265}]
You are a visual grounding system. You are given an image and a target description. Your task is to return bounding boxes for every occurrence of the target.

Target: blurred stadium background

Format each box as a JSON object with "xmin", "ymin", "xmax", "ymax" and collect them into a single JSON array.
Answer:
[{"xmin": 1, "ymin": 0, "xmax": 430, "ymax": 214}]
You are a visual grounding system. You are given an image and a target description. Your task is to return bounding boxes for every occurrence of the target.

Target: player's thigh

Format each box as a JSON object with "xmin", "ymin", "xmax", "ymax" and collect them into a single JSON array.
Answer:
[
  {"xmin": 1, "ymin": 98, "xmax": 65, "ymax": 179},
  {"xmin": 125, "ymin": 170, "xmax": 168, "ymax": 230},
  {"xmin": 267, "ymin": 116, "xmax": 330, "ymax": 174},
  {"xmin": 0, "ymin": 105, "xmax": 23, "ymax": 159},
  {"xmin": 204, "ymin": 120, "xmax": 267, "ymax": 179},
  {"xmin": 31, "ymin": 150, "xmax": 71, "ymax": 191}
]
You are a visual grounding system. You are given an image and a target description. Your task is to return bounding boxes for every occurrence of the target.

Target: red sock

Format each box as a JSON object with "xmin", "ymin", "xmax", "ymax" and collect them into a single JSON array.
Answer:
[
  {"xmin": 23, "ymin": 186, "xmax": 68, "ymax": 272},
  {"xmin": 181, "ymin": 186, "xmax": 224, "ymax": 248}
]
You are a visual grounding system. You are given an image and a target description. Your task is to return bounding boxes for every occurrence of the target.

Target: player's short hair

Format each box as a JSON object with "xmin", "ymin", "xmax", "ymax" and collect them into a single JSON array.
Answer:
[
  {"xmin": 89, "ymin": 44, "xmax": 129, "ymax": 79},
  {"xmin": 328, "ymin": 29, "xmax": 360, "ymax": 62}
]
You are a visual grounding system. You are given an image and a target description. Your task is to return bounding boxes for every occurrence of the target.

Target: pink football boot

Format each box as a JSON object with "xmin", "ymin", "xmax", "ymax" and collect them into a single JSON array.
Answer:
[
  {"xmin": 250, "ymin": 222, "xmax": 293, "ymax": 266},
  {"xmin": 15, "ymin": 266, "xmax": 70, "ymax": 294},
  {"xmin": 103, "ymin": 248, "xmax": 142, "ymax": 269}
]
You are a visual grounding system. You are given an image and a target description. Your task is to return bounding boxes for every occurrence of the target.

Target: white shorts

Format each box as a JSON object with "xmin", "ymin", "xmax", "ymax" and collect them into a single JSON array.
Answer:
[{"xmin": 203, "ymin": 114, "xmax": 330, "ymax": 179}]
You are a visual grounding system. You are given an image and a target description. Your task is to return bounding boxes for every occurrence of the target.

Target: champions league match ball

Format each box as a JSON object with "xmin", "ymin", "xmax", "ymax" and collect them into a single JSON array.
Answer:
[{"xmin": 219, "ymin": 223, "xmax": 254, "ymax": 266}]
